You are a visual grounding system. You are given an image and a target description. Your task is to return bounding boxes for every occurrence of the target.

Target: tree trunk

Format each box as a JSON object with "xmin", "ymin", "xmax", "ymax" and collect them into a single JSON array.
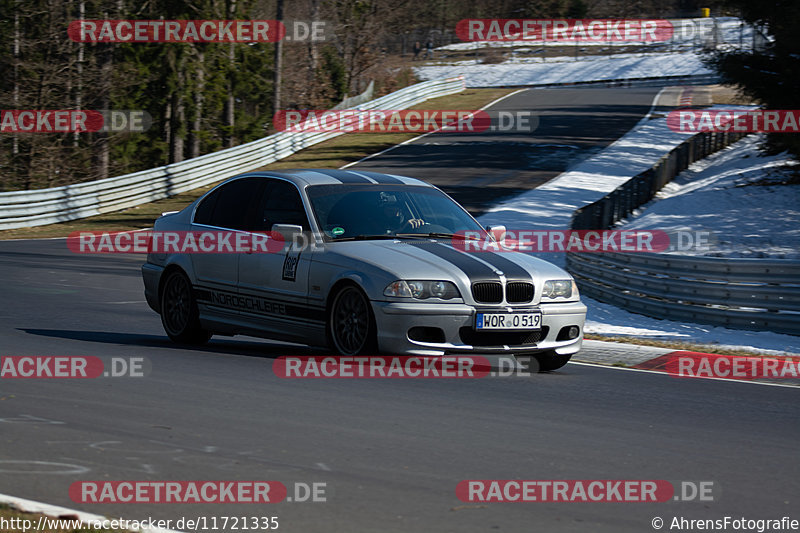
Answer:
[
  {"xmin": 13, "ymin": 0, "xmax": 20, "ymax": 156},
  {"xmin": 224, "ymin": 0, "xmax": 237, "ymax": 148},
  {"xmin": 171, "ymin": 58, "xmax": 186, "ymax": 164},
  {"xmin": 164, "ymin": 93, "xmax": 172, "ymax": 162},
  {"xmin": 273, "ymin": 0, "xmax": 284, "ymax": 113},
  {"xmin": 74, "ymin": 0, "xmax": 84, "ymax": 148},
  {"xmin": 190, "ymin": 49, "xmax": 205, "ymax": 159},
  {"xmin": 95, "ymin": 25, "xmax": 112, "ymax": 179},
  {"xmin": 307, "ymin": 0, "xmax": 319, "ymax": 82}
]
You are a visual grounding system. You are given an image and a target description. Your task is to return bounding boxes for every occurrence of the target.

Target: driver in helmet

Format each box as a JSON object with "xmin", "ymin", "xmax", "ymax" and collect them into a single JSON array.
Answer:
[{"xmin": 379, "ymin": 192, "xmax": 425, "ymax": 233}]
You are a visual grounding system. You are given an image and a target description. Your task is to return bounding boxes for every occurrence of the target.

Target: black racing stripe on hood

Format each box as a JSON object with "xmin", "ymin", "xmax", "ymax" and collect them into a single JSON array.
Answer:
[
  {"xmin": 478, "ymin": 251, "xmax": 533, "ymax": 281},
  {"xmin": 406, "ymin": 241, "xmax": 500, "ymax": 281}
]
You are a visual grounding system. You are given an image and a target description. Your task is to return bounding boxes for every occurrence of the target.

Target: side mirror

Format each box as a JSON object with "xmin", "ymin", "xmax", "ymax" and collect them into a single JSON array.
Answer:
[
  {"xmin": 485, "ymin": 225, "xmax": 506, "ymax": 241},
  {"xmin": 271, "ymin": 224, "xmax": 306, "ymax": 252},
  {"xmin": 271, "ymin": 224, "xmax": 304, "ymax": 240}
]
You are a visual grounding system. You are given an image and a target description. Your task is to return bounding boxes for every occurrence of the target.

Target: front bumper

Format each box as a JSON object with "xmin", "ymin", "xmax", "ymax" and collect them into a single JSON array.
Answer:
[{"xmin": 372, "ymin": 300, "xmax": 587, "ymax": 356}]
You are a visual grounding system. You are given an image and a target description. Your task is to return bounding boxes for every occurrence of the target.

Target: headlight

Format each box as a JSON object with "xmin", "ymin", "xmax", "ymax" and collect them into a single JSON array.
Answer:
[
  {"xmin": 542, "ymin": 279, "xmax": 578, "ymax": 300},
  {"xmin": 384, "ymin": 280, "xmax": 460, "ymax": 300}
]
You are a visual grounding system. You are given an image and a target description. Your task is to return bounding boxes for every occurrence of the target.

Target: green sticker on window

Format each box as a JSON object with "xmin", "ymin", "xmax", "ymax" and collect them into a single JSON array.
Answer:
[{"xmin": 332, "ymin": 227, "xmax": 345, "ymax": 236}]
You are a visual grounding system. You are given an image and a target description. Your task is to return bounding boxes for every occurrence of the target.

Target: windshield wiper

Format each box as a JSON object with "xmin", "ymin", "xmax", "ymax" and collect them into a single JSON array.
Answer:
[
  {"xmin": 395, "ymin": 232, "xmax": 483, "ymax": 240},
  {"xmin": 333, "ymin": 233, "xmax": 485, "ymax": 242},
  {"xmin": 331, "ymin": 234, "xmax": 407, "ymax": 241}
]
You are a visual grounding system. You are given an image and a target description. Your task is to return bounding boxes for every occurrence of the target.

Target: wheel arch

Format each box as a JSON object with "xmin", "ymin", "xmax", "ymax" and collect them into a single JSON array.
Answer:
[
  {"xmin": 325, "ymin": 277, "xmax": 369, "ymax": 317},
  {"xmin": 323, "ymin": 270, "xmax": 380, "ymax": 311},
  {"xmin": 156, "ymin": 255, "xmax": 196, "ymax": 306},
  {"xmin": 158, "ymin": 263, "xmax": 191, "ymax": 306}
]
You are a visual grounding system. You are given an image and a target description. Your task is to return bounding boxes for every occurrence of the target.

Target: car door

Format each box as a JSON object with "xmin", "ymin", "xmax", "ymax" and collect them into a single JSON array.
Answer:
[
  {"xmin": 190, "ymin": 177, "xmax": 266, "ymax": 320},
  {"xmin": 237, "ymin": 179, "xmax": 322, "ymax": 339}
]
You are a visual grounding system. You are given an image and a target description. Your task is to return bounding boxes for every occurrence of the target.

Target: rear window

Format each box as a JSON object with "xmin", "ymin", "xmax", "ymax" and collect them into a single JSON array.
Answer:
[{"xmin": 193, "ymin": 178, "xmax": 266, "ymax": 230}]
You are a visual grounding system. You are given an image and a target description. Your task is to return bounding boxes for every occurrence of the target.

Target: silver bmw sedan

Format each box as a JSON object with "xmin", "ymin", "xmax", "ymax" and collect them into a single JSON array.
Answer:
[{"xmin": 142, "ymin": 169, "xmax": 586, "ymax": 371}]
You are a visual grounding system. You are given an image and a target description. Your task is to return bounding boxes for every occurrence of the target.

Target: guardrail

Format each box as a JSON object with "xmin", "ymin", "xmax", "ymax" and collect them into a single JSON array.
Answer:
[
  {"xmin": 571, "ymin": 130, "xmax": 748, "ymax": 230},
  {"xmin": 0, "ymin": 76, "xmax": 465, "ymax": 231},
  {"xmin": 567, "ymin": 130, "xmax": 800, "ymax": 336},
  {"xmin": 473, "ymin": 73, "xmax": 720, "ymax": 90}
]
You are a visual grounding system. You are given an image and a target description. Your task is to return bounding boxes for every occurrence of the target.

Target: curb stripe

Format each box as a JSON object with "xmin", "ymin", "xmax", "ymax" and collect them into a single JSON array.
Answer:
[
  {"xmin": 629, "ymin": 350, "xmax": 800, "ymax": 386},
  {"xmin": 0, "ymin": 493, "xmax": 184, "ymax": 533}
]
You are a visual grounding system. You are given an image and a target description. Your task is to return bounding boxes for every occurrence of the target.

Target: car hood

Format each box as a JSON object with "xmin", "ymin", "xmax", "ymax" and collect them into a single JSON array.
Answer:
[{"xmin": 319, "ymin": 239, "xmax": 571, "ymax": 282}]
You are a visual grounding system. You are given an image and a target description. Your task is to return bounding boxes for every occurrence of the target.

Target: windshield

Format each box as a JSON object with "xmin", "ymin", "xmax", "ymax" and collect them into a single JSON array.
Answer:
[{"xmin": 306, "ymin": 184, "xmax": 486, "ymax": 240}]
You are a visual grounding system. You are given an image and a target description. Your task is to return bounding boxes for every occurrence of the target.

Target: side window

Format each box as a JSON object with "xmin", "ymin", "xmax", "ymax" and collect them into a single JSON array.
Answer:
[
  {"xmin": 193, "ymin": 188, "xmax": 219, "ymax": 225},
  {"xmin": 255, "ymin": 180, "xmax": 310, "ymax": 231},
  {"xmin": 194, "ymin": 178, "xmax": 265, "ymax": 230}
]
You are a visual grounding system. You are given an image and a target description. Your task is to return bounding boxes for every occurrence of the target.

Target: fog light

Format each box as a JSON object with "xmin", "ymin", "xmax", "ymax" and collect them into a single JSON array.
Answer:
[{"xmin": 557, "ymin": 325, "xmax": 581, "ymax": 341}]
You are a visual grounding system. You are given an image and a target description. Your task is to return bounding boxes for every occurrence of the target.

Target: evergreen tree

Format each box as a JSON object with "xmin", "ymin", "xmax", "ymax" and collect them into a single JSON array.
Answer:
[{"xmin": 705, "ymin": 0, "xmax": 800, "ymax": 159}]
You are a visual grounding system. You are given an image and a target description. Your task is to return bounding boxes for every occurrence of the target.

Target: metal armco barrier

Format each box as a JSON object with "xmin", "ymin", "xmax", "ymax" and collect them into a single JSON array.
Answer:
[
  {"xmin": 0, "ymin": 76, "xmax": 465, "ymax": 231},
  {"xmin": 567, "ymin": 130, "xmax": 800, "ymax": 336},
  {"xmin": 571, "ymin": 130, "xmax": 749, "ymax": 231},
  {"xmin": 473, "ymin": 73, "xmax": 720, "ymax": 90}
]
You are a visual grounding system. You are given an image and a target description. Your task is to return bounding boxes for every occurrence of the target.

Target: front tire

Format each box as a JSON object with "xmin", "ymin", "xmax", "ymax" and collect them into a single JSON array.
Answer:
[
  {"xmin": 160, "ymin": 270, "xmax": 211, "ymax": 345},
  {"xmin": 328, "ymin": 285, "xmax": 376, "ymax": 356}
]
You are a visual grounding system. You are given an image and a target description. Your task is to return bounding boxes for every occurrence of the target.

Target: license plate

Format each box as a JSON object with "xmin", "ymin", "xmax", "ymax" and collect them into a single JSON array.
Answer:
[{"xmin": 476, "ymin": 312, "xmax": 541, "ymax": 330}]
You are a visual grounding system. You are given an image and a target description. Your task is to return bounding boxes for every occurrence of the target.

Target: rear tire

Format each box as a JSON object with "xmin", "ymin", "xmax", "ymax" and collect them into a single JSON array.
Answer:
[
  {"xmin": 160, "ymin": 270, "xmax": 211, "ymax": 345},
  {"xmin": 534, "ymin": 350, "xmax": 572, "ymax": 372}
]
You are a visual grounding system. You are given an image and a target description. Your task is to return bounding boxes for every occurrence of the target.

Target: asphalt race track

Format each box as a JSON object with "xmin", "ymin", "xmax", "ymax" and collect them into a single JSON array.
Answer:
[
  {"xmin": 1, "ymin": 88, "xmax": 798, "ymax": 533},
  {"xmin": 350, "ymin": 87, "xmax": 661, "ymax": 215}
]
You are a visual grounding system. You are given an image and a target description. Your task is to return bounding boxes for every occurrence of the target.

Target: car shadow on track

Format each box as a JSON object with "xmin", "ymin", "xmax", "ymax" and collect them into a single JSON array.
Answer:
[
  {"xmin": 18, "ymin": 328, "xmax": 329, "ymax": 360},
  {"xmin": 18, "ymin": 328, "xmax": 581, "ymax": 376}
]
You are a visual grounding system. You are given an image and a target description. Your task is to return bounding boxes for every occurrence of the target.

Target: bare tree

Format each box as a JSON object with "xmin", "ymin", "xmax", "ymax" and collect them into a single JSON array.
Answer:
[{"xmin": 224, "ymin": 0, "xmax": 237, "ymax": 147}]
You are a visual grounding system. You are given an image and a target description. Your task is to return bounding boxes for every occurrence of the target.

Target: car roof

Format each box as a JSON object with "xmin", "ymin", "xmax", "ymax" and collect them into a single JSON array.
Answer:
[{"xmin": 228, "ymin": 169, "xmax": 433, "ymax": 188}]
